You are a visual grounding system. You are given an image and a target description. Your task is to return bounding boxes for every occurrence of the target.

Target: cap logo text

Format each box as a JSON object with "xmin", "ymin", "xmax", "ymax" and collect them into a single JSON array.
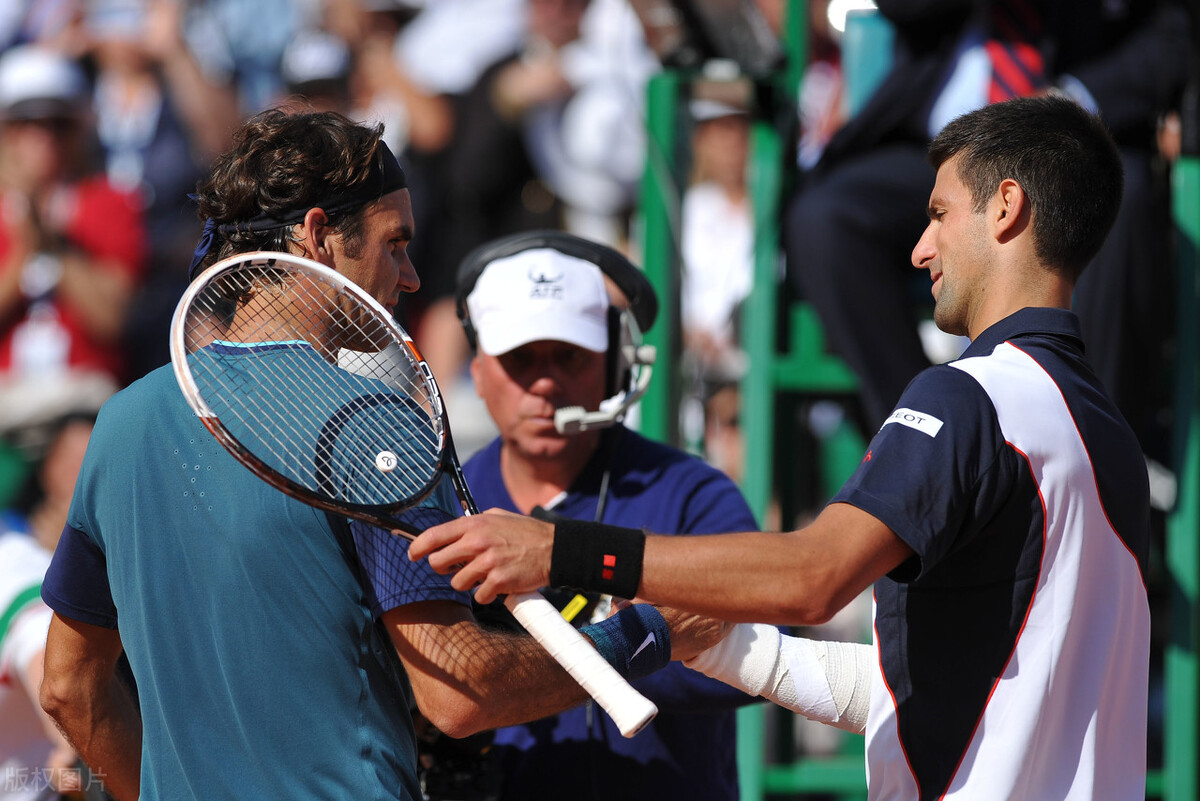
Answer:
[{"xmin": 528, "ymin": 268, "xmax": 564, "ymax": 300}]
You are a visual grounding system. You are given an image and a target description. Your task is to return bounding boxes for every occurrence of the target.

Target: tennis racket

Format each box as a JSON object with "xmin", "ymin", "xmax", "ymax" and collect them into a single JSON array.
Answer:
[{"xmin": 169, "ymin": 251, "xmax": 657, "ymax": 737}]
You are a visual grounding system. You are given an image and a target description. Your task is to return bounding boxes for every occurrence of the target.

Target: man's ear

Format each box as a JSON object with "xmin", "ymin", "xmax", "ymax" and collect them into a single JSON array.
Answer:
[
  {"xmin": 992, "ymin": 178, "xmax": 1029, "ymax": 243},
  {"xmin": 298, "ymin": 207, "xmax": 333, "ymax": 265},
  {"xmin": 469, "ymin": 355, "xmax": 483, "ymax": 398}
]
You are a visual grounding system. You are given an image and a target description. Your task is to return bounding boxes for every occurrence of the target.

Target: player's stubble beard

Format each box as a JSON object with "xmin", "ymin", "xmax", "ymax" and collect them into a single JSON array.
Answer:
[{"xmin": 933, "ymin": 217, "xmax": 992, "ymax": 339}]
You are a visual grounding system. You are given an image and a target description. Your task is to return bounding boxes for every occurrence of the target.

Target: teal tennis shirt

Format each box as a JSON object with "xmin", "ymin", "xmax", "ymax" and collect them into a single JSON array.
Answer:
[{"xmin": 43, "ymin": 361, "xmax": 460, "ymax": 800}]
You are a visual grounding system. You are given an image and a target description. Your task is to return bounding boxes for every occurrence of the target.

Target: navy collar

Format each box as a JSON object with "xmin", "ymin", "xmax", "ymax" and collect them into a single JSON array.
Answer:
[{"xmin": 960, "ymin": 307, "xmax": 1084, "ymax": 359}]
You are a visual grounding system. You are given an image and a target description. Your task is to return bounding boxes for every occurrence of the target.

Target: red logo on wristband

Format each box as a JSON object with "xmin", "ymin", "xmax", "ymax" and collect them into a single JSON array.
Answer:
[{"xmin": 602, "ymin": 553, "xmax": 616, "ymax": 581}]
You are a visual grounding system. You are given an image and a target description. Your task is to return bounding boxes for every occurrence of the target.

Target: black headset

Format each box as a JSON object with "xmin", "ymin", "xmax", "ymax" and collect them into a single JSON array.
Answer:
[{"xmin": 455, "ymin": 230, "xmax": 659, "ymax": 405}]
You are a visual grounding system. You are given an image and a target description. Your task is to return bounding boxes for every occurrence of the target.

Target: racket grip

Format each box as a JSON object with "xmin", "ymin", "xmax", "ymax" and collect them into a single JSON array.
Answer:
[{"xmin": 504, "ymin": 591, "xmax": 658, "ymax": 738}]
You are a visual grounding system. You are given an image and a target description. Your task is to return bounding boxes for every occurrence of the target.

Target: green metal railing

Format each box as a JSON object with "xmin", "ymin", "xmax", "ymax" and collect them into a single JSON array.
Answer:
[
  {"xmin": 638, "ymin": 71, "xmax": 684, "ymax": 448},
  {"xmin": 1165, "ymin": 152, "xmax": 1199, "ymax": 801}
]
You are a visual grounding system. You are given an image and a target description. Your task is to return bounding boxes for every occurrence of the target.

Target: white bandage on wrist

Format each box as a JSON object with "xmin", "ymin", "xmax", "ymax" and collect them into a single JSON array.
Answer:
[
  {"xmin": 684, "ymin": 621, "xmax": 789, "ymax": 696},
  {"xmin": 784, "ymin": 636, "xmax": 871, "ymax": 733},
  {"xmin": 684, "ymin": 623, "xmax": 871, "ymax": 733}
]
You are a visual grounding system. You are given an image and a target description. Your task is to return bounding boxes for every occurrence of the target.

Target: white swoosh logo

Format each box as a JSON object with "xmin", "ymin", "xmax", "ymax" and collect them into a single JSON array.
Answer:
[{"xmin": 630, "ymin": 632, "xmax": 657, "ymax": 662}]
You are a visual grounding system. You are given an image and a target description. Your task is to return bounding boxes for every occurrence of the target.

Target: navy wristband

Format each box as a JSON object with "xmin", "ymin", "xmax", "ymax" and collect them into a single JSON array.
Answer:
[
  {"xmin": 582, "ymin": 604, "xmax": 671, "ymax": 681},
  {"xmin": 549, "ymin": 519, "xmax": 645, "ymax": 598}
]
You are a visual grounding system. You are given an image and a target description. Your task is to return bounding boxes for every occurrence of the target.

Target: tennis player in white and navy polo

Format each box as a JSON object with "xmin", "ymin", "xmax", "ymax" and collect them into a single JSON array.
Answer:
[{"xmin": 836, "ymin": 306, "xmax": 1149, "ymax": 798}]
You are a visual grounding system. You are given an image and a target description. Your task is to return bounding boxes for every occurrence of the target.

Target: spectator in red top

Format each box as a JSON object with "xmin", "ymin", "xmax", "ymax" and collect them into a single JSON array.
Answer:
[{"xmin": 0, "ymin": 44, "xmax": 146, "ymax": 438}]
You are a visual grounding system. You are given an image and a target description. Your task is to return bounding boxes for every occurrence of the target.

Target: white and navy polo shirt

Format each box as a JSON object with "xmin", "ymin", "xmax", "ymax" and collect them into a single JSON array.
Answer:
[{"xmin": 833, "ymin": 308, "xmax": 1150, "ymax": 801}]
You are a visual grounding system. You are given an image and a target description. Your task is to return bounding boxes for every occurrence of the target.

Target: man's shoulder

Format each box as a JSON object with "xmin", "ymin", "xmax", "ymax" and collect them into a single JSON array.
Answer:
[
  {"xmin": 88, "ymin": 365, "xmax": 186, "ymax": 448},
  {"xmin": 616, "ymin": 428, "xmax": 729, "ymax": 479},
  {"xmin": 461, "ymin": 437, "xmax": 502, "ymax": 475},
  {"xmin": 899, "ymin": 360, "xmax": 995, "ymax": 412},
  {"xmin": 876, "ymin": 363, "xmax": 1003, "ymax": 460},
  {"xmin": 460, "ymin": 438, "xmax": 510, "ymax": 507},
  {"xmin": 604, "ymin": 431, "xmax": 755, "ymax": 514},
  {"xmin": 101, "ymin": 365, "xmax": 177, "ymax": 415}
]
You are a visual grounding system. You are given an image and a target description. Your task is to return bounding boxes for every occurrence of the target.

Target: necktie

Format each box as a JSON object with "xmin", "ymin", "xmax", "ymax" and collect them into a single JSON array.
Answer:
[{"xmin": 986, "ymin": 0, "xmax": 1047, "ymax": 102}]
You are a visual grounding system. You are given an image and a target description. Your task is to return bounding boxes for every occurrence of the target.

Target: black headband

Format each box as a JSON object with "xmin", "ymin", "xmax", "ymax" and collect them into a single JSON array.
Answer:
[{"xmin": 188, "ymin": 142, "xmax": 407, "ymax": 279}]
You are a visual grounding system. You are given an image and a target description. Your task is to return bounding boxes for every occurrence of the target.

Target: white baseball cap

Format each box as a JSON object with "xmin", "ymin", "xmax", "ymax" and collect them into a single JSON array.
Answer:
[
  {"xmin": 0, "ymin": 45, "xmax": 88, "ymax": 121},
  {"xmin": 466, "ymin": 248, "xmax": 610, "ymax": 356}
]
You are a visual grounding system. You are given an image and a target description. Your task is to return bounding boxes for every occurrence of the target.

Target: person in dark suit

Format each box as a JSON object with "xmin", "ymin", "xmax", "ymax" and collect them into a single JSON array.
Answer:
[{"xmin": 785, "ymin": 0, "xmax": 1191, "ymax": 465}]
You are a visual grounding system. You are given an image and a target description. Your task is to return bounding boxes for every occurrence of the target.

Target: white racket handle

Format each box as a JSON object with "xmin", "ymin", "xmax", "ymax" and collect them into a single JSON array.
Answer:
[{"xmin": 503, "ymin": 591, "xmax": 658, "ymax": 737}]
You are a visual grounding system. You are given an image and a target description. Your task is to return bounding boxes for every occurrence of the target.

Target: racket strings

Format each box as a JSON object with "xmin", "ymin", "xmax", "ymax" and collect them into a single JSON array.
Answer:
[{"xmin": 183, "ymin": 262, "xmax": 445, "ymax": 509}]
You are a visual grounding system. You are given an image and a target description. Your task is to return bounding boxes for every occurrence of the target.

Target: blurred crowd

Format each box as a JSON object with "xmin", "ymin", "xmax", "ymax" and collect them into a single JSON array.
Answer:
[{"xmin": 0, "ymin": 0, "xmax": 670, "ymax": 475}]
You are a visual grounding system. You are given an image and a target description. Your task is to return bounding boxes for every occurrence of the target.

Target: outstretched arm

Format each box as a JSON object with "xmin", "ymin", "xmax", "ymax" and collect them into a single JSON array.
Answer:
[{"xmin": 410, "ymin": 503, "xmax": 913, "ymax": 626}]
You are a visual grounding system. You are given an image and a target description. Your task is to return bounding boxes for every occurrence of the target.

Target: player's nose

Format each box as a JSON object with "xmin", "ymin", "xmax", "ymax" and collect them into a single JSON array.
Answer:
[
  {"xmin": 912, "ymin": 225, "xmax": 936, "ymax": 271},
  {"xmin": 398, "ymin": 255, "xmax": 420, "ymax": 294}
]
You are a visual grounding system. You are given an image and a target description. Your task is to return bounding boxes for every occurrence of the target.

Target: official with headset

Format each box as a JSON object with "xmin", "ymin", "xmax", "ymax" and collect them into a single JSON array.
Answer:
[{"xmin": 432, "ymin": 231, "xmax": 762, "ymax": 801}]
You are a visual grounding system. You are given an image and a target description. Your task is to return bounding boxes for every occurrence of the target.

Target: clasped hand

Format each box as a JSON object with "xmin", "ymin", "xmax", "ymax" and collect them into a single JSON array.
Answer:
[
  {"xmin": 408, "ymin": 509, "xmax": 731, "ymax": 661},
  {"xmin": 409, "ymin": 508, "xmax": 554, "ymax": 605}
]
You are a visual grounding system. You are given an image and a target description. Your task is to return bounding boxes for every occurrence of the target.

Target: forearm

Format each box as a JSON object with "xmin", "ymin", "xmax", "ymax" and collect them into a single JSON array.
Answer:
[
  {"xmin": 161, "ymin": 64, "xmax": 237, "ymax": 157},
  {"xmin": 40, "ymin": 615, "xmax": 140, "ymax": 801},
  {"xmin": 638, "ymin": 508, "xmax": 907, "ymax": 625},
  {"xmin": 389, "ymin": 598, "xmax": 684, "ymax": 737},
  {"xmin": 685, "ymin": 623, "xmax": 872, "ymax": 734},
  {"xmin": 389, "ymin": 607, "xmax": 594, "ymax": 737},
  {"xmin": 413, "ymin": 505, "xmax": 912, "ymax": 627},
  {"xmin": 0, "ymin": 241, "xmax": 29, "ymax": 323},
  {"xmin": 49, "ymin": 675, "xmax": 142, "ymax": 801},
  {"xmin": 20, "ymin": 647, "xmax": 83, "ymax": 794},
  {"xmin": 381, "ymin": 72, "xmax": 455, "ymax": 153},
  {"xmin": 639, "ymin": 530, "xmax": 842, "ymax": 624},
  {"xmin": 156, "ymin": 45, "xmax": 237, "ymax": 158}
]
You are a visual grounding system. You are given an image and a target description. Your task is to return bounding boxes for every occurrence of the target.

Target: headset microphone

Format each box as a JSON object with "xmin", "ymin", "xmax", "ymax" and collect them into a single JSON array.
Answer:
[{"xmin": 555, "ymin": 343, "xmax": 657, "ymax": 433}]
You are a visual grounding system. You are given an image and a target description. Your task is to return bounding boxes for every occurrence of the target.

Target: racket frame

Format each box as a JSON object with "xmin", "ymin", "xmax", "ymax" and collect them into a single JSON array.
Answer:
[{"xmin": 171, "ymin": 252, "xmax": 451, "ymax": 535}]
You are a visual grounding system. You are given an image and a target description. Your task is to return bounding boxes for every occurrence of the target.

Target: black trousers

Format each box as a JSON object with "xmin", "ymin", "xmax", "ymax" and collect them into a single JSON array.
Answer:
[{"xmin": 784, "ymin": 143, "xmax": 936, "ymax": 429}]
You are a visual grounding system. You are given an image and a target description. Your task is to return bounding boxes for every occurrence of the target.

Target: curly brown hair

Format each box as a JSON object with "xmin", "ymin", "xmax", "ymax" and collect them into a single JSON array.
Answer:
[{"xmin": 193, "ymin": 109, "xmax": 387, "ymax": 270}]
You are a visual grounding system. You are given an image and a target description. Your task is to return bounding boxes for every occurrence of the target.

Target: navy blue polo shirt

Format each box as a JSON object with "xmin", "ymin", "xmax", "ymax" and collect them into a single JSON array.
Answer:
[{"xmin": 465, "ymin": 426, "xmax": 760, "ymax": 801}]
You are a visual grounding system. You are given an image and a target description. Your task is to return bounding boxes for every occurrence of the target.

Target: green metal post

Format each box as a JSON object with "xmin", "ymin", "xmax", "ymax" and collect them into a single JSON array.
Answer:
[
  {"xmin": 737, "ymin": 704, "xmax": 768, "ymax": 801},
  {"xmin": 637, "ymin": 71, "xmax": 683, "ymax": 446},
  {"xmin": 736, "ymin": 4, "xmax": 807, "ymax": 800},
  {"xmin": 734, "ymin": 107, "xmax": 791, "ymax": 801},
  {"xmin": 780, "ymin": 0, "xmax": 808, "ymax": 104},
  {"xmin": 1165, "ymin": 153, "xmax": 1200, "ymax": 801},
  {"xmin": 739, "ymin": 119, "xmax": 785, "ymax": 520}
]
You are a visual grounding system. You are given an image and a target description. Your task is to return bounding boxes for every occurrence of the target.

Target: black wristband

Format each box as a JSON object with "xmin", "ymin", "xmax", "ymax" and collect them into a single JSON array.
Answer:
[{"xmin": 549, "ymin": 519, "xmax": 645, "ymax": 599}]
